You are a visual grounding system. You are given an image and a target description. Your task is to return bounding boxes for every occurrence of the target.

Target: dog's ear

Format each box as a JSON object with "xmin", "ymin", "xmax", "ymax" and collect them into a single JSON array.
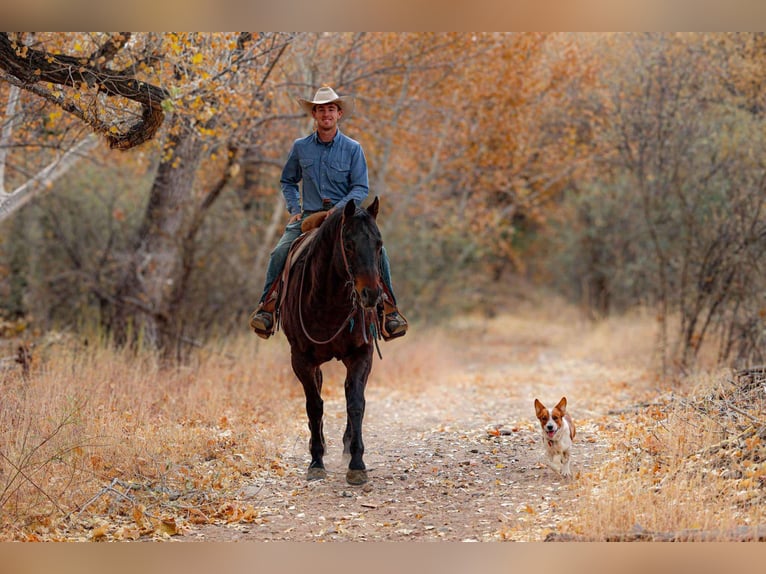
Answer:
[
  {"xmin": 555, "ymin": 397, "xmax": 567, "ymax": 413},
  {"xmin": 534, "ymin": 398, "xmax": 545, "ymax": 416}
]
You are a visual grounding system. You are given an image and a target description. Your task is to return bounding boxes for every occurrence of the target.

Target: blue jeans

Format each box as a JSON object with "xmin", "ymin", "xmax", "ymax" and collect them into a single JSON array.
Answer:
[{"xmin": 260, "ymin": 214, "xmax": 397, "ymax": 305}]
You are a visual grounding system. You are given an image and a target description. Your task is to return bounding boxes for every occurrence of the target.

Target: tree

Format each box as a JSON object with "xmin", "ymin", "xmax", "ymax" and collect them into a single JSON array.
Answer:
[
  {"xmin": 562, "ymin": 33, "xmax": 766, "ymax": 372},
  {"xmin": 1, "ymin": 32, "xmax": 294, "ymax": 354}
]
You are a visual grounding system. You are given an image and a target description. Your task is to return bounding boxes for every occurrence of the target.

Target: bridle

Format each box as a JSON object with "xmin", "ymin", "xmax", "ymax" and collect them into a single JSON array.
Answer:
[{"xmin": 297, "ymin": 211, "xmax": 381, "ymax": 350}]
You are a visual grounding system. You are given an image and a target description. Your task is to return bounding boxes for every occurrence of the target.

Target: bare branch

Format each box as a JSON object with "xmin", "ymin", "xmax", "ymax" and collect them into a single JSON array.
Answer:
[
  {"xmin": 0, "ymin": 83, "xmax": 21, "ymax": 194},
  {"xmin": 0, "ymin": 133, "xmax": 99, "ymax": 222},
  {"xmin": 0, "ymin": 32, "xmax": 168, "ymax": 150}
]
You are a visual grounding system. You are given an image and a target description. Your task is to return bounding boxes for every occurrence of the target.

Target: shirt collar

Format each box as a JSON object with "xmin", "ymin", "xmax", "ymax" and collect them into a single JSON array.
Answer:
[{"xmin": 313, "ymin": 127, "xmax": 341, "ymax": 146}]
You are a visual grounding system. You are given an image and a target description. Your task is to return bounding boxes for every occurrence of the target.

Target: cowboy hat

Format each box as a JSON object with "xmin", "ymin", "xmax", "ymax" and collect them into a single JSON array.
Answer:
[{"xmin": 297, "ymin": 86, "xmax": 355, "ymax": 118}]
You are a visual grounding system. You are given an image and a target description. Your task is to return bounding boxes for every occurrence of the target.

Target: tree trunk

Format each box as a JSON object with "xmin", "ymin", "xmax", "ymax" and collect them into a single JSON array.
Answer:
[{"xmin": 111, "ymin": 118, "xmax": 204, "ymax": 353}]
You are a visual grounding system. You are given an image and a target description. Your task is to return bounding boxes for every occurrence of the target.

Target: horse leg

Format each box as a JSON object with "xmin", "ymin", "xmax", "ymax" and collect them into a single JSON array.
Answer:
[
  {"xmin": 342, "ymin": 350, "xmax": 373, "ymax": 485},
  {"xmin": 292, "ymin": 354, "xmax": 326, "ymax": 481},
  {"xmin": 342, "ymin": 424, "xmax": 352, "ymax": 467}
]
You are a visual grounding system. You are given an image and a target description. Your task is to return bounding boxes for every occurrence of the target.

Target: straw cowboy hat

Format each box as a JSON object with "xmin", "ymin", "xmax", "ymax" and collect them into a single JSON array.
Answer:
[{"xmin": 298, "ymin": 86, "xmax": 355, "ymax": 118}]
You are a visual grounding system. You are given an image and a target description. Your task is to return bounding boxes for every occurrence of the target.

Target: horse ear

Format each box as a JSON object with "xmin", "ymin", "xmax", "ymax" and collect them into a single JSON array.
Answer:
[
  {"xmin": 344, "ymin": 200, "xmax": 356, "ymax": 219},
  {"xmin": 367, "ymin": 196, "xmax": 379, "ymax": 219}
]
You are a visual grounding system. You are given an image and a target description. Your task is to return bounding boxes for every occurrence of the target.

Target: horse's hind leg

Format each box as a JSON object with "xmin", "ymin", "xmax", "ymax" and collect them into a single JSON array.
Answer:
[
  {"xmin": 292, "ymin": 355, "xmax": 326, "ymax": 481},
  {"xmin": 342, "ymin": 350, "xmax": 373, "ymax": 485}
]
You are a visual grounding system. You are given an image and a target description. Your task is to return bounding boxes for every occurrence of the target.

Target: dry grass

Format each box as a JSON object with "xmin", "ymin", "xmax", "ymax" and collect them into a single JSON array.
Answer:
[
  {"xmin": 553, "ymin": 315, "xmax": 765, "ymax": 541},
  {"xmin": 0, "ymin": 324, "xmax": 460, "ymax": 541},
  {"xmin": 0, "ymin": 332, "xmax": 301, "ymax": 540},
  {"xmin": 0, "ymin": 304, "xmax": 763, "ymax": 541}
]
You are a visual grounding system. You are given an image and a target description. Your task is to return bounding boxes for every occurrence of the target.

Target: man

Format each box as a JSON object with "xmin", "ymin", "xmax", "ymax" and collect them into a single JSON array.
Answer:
[{"xmin": 249, "ymin": 86, "xmax": 408, "ymax": 340}]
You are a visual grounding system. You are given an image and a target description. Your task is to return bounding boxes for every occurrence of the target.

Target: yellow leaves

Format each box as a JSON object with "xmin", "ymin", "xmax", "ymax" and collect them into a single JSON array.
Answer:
[
  {"xmin": 167, "ymin": 34, "xmax": 184, "ymax": 56},
  {"xmin": 269, "ymin": 459, "xmax": 285, "ymax": 477},
  {"xmin": 191, "ymin": 53, "xmax": 204, "ymax": 65},
  {"xmin": 187, "ymin": 508, "xmax": 210, "ymax": 525},
  {"xmin": 215, "ymin": 502, "xmax": 259, "ymax": 524},
  {"xmin": 132, "ymin": 505, "xmax": 147, "ymax": 529},
  {"xmin": 159, "ymin": 518, "xmax": 179, "ymax": 536},
  {"xmin": 114, "ymin": 526, "xmax": 141, "ymax": 541},
  {"xmin": 13, "ymin": 43, "xmax": 29, "ymax": 58},
  {"xmin": 744, "ymin": 434, "xmax": 761, "ymax": 451},
  {"xmin": 91, "ymin": 524, "xmax": 109, "ymax": 541},
  {"xmin": 85, "ymin": 507, "xmax": 184, "ymax": 542}
]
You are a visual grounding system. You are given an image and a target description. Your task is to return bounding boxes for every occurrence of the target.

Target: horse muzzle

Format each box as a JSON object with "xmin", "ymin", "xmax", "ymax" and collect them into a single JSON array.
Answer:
[{"xmin": 356, "ymin": 281, "xmax": 382, "ymax": 308}]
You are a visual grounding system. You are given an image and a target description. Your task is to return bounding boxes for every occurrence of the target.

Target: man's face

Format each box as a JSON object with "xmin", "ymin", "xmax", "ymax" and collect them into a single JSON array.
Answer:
[{"xmin": 312, "ymin": 103, "xmax": 342, "ymax": 130}]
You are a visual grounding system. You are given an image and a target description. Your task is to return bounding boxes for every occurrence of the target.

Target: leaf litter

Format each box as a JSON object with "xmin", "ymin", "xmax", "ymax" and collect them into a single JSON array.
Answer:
[{"xmin": 7, "ymin": 313, "xmax": 764, "ymax": 541}]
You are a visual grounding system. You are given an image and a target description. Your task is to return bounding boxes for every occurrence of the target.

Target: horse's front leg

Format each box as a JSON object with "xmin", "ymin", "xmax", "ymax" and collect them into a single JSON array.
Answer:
[
  {"xmin": 291, "ymin": 353, "xmax": 326, "ymax": 481},
  {"xmin": 342, "ymin": 348, "xmax": 373, "ymax": 485}
]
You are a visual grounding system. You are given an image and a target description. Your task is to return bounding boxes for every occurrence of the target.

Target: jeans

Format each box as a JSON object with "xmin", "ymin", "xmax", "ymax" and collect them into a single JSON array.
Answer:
[{"xmin": 259, "ymin": 213, "xmax": 397, "ymax": 305}]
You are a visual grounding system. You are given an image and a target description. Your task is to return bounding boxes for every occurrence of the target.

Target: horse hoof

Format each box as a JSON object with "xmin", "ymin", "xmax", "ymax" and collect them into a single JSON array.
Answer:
[
  {"xmin": 307, "ymin": 467, "xmax": 327, "ymax": 481},
  {"xmin": 346, "ymin": 469, "xmax": 368, "ymax": 485}
]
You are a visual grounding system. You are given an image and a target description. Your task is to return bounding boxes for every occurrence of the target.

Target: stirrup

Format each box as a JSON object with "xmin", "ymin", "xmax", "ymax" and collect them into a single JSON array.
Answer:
[
  {"xmin": 381, "ymin": 305, "xmax": 408, "ymax": 341},
  {"xmin": 249, "ymin": 300, "xmax": 276, "ymax": 339}
]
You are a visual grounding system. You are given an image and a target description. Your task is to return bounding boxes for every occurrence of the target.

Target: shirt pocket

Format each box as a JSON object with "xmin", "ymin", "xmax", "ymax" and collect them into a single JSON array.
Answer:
[
  {"xmin": 299, "ymin": 158, "xmax": 315, "ymax": 182},
  {"xmin": 328, "ymin": 162, "xmax": 350, "ymax": 184}
]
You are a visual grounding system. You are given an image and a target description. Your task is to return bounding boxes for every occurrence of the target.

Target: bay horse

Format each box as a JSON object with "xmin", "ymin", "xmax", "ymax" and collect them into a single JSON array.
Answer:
[{"xmin": 280, "ymin": 197, "xmax": 383, "ymax": 485}]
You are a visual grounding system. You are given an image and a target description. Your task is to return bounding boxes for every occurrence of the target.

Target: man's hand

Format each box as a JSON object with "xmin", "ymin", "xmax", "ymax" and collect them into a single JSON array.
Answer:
[{"xmin": 288, "ymin": 212, "xmax": 302, "ymax": 224}]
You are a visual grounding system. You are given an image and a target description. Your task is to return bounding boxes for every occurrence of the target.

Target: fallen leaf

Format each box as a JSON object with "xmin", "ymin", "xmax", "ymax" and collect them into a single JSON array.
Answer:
[
  {"xmin": 91, "ymin": 524, "xmax": 109, "ymax": 541},
  {"xmin": 159, "ymin": 518, "xmax": 179, "ymax": 536}
]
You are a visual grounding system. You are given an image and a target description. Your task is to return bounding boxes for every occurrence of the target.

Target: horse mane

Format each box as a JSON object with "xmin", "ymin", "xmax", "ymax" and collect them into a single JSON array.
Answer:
[
  {"xmin": 295, "ymin": 207, "xmax": 347, "ymax": 295},
  {"xmin": 304, "ymin": 208, "xmax": 344, "ymax": 261},
  {"xmin": 301, "ymin": 204, "xmax": 378, "ymax": 293}
]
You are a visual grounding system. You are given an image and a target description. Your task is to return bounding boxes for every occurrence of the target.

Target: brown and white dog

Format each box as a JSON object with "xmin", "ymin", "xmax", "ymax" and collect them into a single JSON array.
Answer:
[{"xmin": 534, "ymin": 397, "xmax": 576, "ymax": 478}]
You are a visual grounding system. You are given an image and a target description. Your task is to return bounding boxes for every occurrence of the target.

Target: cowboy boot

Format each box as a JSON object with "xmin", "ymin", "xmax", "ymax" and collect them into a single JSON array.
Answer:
[
  {"xmin": 249, "ymin": 296, "xmax": 277, "ymax": 339},
  {"xmin": 381, "ymin": 299, "xmax": 408, "ymax": 341}
]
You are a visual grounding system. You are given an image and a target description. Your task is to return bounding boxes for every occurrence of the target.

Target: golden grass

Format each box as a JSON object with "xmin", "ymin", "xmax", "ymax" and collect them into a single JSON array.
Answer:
[
  {"xmin": 553, "ymin": 315, "xmax": 765, "ymax": 541},
  {"xmin": 0, "ymin": 323, "xmax": 462, "ymax": 541},
  {"xmin": 0, "ymin": 333, "xmax": 301, "ymax": 540},
  {"xmin": 0, "ymin": 305, "xmax": 763, "ymax": 541}
]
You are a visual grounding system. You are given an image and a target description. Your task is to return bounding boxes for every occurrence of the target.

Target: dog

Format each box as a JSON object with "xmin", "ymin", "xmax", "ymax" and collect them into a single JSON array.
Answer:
[{"xmin": 534, "ymin": 397, "xmax": 576, "ymax": 478}]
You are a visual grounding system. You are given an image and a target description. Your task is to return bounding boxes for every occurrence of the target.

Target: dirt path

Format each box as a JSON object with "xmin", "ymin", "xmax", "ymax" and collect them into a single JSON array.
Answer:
[{"xmin": 183, "ymin": 316, "xmax": 647, "ymax": 542}]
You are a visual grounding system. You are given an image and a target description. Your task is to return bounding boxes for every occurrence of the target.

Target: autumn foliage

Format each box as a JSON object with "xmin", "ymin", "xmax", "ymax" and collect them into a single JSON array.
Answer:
[
  {"xmin": 2, "ymin": 32, "xmax": 766, "ymax": 368},
  {"xmin": 2, "ymin": 34, "xmax": 766, "ymax": 538}
]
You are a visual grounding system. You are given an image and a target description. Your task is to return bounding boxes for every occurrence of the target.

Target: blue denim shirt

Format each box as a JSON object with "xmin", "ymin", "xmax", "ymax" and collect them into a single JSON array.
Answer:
[{"xmin": 280, "ymin": 128, "xmax": 369, "ymax": 216}]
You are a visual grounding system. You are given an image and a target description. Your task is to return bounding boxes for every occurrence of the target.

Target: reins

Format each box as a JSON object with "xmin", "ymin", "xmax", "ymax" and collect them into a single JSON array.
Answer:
[{"xmin": 297, "ymin": 211, "xmax": 374, "ymax": 347}]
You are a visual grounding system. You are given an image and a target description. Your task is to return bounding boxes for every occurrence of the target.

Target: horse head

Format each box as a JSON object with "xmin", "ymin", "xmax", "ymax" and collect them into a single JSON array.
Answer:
[{"xmin": 341, "ymin": 197, "xmax": 382, "ymax": 309}]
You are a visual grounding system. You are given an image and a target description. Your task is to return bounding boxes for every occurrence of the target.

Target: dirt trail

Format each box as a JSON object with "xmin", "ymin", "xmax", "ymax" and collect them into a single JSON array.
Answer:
[{"xmin": 184, "ymin": 317, "xmax": 647, "ymax": 541}]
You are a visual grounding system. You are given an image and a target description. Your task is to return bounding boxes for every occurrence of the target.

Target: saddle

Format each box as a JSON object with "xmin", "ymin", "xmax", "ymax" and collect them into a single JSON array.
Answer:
[
  {"xmin": 275, "ymin": 211, "xmax": 331, "ymax": 313},
  {"xmin": 275, "ymin": 228, "xmax": 318, "ymax": 322},
  {"xmin": 254, "ymin": 211, "xmax": 327, "ymax": 334}
]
